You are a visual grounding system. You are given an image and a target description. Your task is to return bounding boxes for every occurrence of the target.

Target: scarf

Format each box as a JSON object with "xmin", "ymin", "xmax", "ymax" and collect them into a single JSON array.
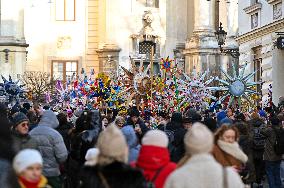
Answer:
[
  {"xmin": 19, "ymin": 175, "xmax": 48, "ymax": 188},
  {"xmin": 217, "ymin": 140, "xmax": 248, "ymax": 163}
]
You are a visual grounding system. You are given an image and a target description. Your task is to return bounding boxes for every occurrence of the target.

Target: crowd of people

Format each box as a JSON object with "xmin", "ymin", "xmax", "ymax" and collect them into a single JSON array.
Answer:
[{"xmin": 0, "ymin": 100, "xmax": 284, "ymax": 188}]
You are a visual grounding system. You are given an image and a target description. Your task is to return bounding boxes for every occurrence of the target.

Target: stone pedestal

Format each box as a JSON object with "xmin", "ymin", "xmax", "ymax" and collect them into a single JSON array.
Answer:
[
  {"xmin": 183, "ymin": 0, "xmax": 220, "ymax": 76},
  {"xmin": 96, "ymin": 43, "xmax": 121, "ymax": 77}
]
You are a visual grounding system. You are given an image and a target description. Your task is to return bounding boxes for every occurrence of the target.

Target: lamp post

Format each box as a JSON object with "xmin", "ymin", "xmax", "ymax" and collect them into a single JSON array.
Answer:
[{"xmin": 215, "ymin": 22, "xmax": 240, "ymax": 58}]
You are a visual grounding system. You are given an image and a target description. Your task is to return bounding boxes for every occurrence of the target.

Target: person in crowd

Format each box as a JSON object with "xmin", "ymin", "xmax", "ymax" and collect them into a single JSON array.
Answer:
[
  {"xmin": 182, "ymin": 117, "xmax": 192, "ymax": 130},
  {"xmin": 234, "ymin": 121, "xmax": 255, "ymax": 185},
  {"xmin": 260, "ymin": 116, "xmax": 282, "ymax": 188},
  {"xmin": 121, "ymin": 125, "xmax": 140, "ymax": 163},
  {"xmin": 13, "ymin": 149, "xmax": 50, "ymax": 188},
  {"xmin": 126, "ymin": 107, "xmax": 149, "ymax": 140},
  {"xmin": 56, "ymin": 112, "xmax": 74, "ymax": 151},
  {"xmin": 11, "ymin": 112, "xmax": 38, "ymax": 153},
  {"xmin": 101, "ymin": 115, "xmax": 109, "ymax": 130},
  {"xmin": 249, "ymin": 112, "xmax": 266, "ymax": 187},
  {"xmin": 67, "ymin": 110, "xmax": 102, "ymax": 187},
  {"xmin": 219, "ymin": 116, "xmax": 234, "ymax": 127},
  {"xmin": 212, "ymin": 125, "xmax": 248, "ymax": 172},
  {"xmin": 166, "ymin": 112, "xmax": 187, "ymax": 162},
  {"xmin": 165, "ymin": 123, "xmax": 244, "ymax": 188},
  {"xmin": 203, "ymin": 117, "xmax": 217, "ymax": 132},
  {"xmin": 27, "ymin": 110, "xmax": 39, "ymax": 131},
  {"xmin": 216, "ymin": 110, "xmax": 227, "ymax": 127},
  {"xmin": 30, "ymin": 110, "xmax": 68, "ymax": 188},
  {"xmin": 135, "ymin": 130, "xmax": 176, "ymax": 188},
  {"xmin": 227, "ymin": 107, "xmax": 235, "ymax": 120},
  {"xmin": 113, "ymin": 115, "xmax": 126, "ymax": 129},
  {"xmin": 0, "ymin": 114, "xmax": 20, "ymax": 188},
  {"xmin": 157, "ymin": 111, "xmax": 170, "ymax": 131},
  {"xmin": 79, "ymin": 125, "xmax": 146, "ymax": 188}
]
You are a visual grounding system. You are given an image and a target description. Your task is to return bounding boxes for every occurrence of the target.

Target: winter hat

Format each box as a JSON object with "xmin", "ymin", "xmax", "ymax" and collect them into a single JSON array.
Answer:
[
  {"xmin": 171, "ymin": 112, "xmax": 182, "ymax": 124},
  {"xmin": 142, "ymin": 130, "xmax": 169, "ymax": 148},
  {"xmin": 258, "ymin": 110, "xmax": 267, "ymax": 118},
  {"xmin": 85, "ymin": 148, "xmax": 100, "ymax": 166},
  {"xmin": 129, "ymin": 107, "xmax": 140, "ymax": 117},
  {"xmin": 13, "ymin": 149, "xmax": 43, "ymax": 174},
  {"xmin": 184, "ymin": 122, "xmax": 213, "ymax": 155},
  {"xmin": 220, "ymin": 117, "xmax": 233, "ymax": 126},
  {"xmin": 12, "ymin": 112, "xmax": 29, "ymax": 127},
  {"xmin": 22, "ymin": 103, "xmax": 31, "ymax": 111},
  {"xmin": 96, "ymin": 125, "xmax": 128, "ymax": 164}
]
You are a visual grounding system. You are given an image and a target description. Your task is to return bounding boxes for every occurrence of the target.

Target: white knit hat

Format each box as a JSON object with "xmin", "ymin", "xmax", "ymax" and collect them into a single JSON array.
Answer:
[
  {"xmin": 13, "ymin": 149, "xmax": 43, "ymax": 174},
  {"xmin": 142, "ymin": 130, "xmax": 169, "ymax": 148},
  {"xmin": 184, "ymin": 122, "xmax": 213, "ymax": 155},
  {"xmin": 85, "ymin": 148, "xmax": 100, "ymax": 166}
]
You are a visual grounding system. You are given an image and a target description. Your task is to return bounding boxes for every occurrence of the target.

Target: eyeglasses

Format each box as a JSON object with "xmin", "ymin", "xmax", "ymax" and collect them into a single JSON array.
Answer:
[{"xmin": 20, "ymin": 123, "xmax": 29, "ymax": 128}]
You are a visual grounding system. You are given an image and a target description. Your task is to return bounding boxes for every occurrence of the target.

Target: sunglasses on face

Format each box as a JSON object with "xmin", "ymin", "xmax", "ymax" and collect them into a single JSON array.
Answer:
[{"xmin": 20, "ymin": 123, "xmax": 29, "ymax": 128}]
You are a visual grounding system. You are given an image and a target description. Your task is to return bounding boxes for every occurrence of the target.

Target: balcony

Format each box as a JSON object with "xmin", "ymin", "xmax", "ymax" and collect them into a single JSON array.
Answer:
[{"xmin": 267, "ymin": 0, "xmax": 282, "ymax": 4}]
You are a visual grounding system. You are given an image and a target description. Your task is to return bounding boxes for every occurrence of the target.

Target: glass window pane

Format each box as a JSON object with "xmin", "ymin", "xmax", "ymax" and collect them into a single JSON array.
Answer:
[
  {"xmin": 66, "ymin": 0, "xmax": 75, "ymax": 20},
  {"xmin": 66, "ymin": 62, "xmax": 72, "ymax": 71},
  {"xmin": 72, "ymin": 62, "xmax": 77, "ymax": 71},
  {"xmin": 56, "ymin": 0, "xmax": 65, "ymax": 20}
]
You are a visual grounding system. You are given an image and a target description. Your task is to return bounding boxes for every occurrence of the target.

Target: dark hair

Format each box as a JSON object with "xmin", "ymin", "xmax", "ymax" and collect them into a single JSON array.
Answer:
[
  {"xmin": 234, "ymin": 121, "xmax": 249, "ymax": 136},
  {"xmin": 203, "ymin": 117, "xmax": 217, "ymax": 132},
  {"xmin": 57, "ymin": 112, "xmax": 68, "ymax": 126},
  {"xmin": 26, "ymin": 111, "xmax": 38, "ymax": 124}
]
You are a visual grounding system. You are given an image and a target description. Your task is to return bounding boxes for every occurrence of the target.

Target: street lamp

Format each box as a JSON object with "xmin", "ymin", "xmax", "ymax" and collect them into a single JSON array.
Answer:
[{"xmin": 215, "ymin": 22, "xmax": 240, "ymax": 58}]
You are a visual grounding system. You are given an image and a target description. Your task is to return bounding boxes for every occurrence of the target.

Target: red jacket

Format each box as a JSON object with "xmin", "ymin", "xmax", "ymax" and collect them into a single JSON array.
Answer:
[{"xmin": 134, "ymin": 145, "xmax": 176, "ymax": 188}]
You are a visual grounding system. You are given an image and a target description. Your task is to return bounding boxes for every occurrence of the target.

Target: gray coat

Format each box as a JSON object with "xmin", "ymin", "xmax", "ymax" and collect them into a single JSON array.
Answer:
[
  {"xmin": 30, "ymin": 110, "xmax": 68, "ymax": 177},
  {"xmin": 12, "ymin": 131, "xmax": 38, "ymax": 153},
  {"xmin": 0, "ymin": 159, "xmax": 20, "ymax": 188}
]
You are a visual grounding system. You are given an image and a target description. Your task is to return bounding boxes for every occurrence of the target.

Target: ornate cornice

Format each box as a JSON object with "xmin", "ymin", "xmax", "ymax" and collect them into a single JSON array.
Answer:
[
  {"xmin": 236, "ymin": 18, "xmax": 284, "ymax": 44},
  {"xmin": 244, "ymin": 3, "xmax": 262, "ymax": 14},
  {"xmin": 267, "ymin": 0, "xmax": 282, "ymax": 4}
]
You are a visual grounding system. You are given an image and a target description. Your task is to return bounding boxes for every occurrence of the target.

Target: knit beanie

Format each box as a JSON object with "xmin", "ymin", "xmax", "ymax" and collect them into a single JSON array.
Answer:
[
  {"xmin": 220, "ymin": 117, "xmax": 233, "ymax": 126},
  {"xmin": 142, "ymin": 130, "xmax": 169, "ymax": 148},
  {"xmin": 12, "ymin": 112, "xmax": 29, "ymax": 127},
  {"xmin": 96, "ymin": 125, "xmax": 128, "ymax": 164},
  {"xmin": 13, "ymin": 149, "xmax": 43, "ymax": 174},
  {"xmin": 184, "ymin": 122, "xmax": 213, "ymax": 155}
]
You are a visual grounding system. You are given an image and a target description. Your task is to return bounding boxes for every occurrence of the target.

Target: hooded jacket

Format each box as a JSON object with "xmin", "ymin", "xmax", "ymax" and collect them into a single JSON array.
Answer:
[
  {"xmin": 135, "ymin": 145, "xmax": 176, "ymax": 188},
  {"xmin": 30, "ymin": 110, "xmax": 68, "ymax": 177},
  {"xmin": 121, "ymin": 125, "xmax": 140, "ymax": 163},
  {"xmin": 165, "ymin": 154, "xmax": 244, "ymax": 188}
]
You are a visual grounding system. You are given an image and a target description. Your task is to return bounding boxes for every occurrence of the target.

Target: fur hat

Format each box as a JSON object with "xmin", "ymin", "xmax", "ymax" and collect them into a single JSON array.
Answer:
[
  {"xmin": 13, "ymin": 149, "xmax": 43, "ymax": 174},
  {"xmin": 142, "ymin": 130, "xmax": 169, "ymax": 148},
  {"xmin": 184, "ymin": 122, "xmax": 213, "ymax": 155},
  {"xmin": 96, "ymin": 125, "xmax": 128, "ymax": 165},
  {"xmin": 12, "ymin": 112, "xmax": 29, "ymax": 127}
]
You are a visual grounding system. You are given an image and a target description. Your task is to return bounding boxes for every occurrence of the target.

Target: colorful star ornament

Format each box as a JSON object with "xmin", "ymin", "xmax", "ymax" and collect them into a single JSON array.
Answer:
[
  {"xmin": 160, "ymin": 56, "xmax": 174, "ymax": 72},
  {"xmin": 120, "ymin": 58, "xmax": 152, "ymax": 105},
  {"xmin": 0, "ymin": 75, "xmax": 26, "ymax": 102},
  {"xmin": 212, "ymin": 61, "xmax": 262, "ymax": 109},
  {"xmin": 178, "ymin": 71, "xmax": 217, "ymax": 109}
]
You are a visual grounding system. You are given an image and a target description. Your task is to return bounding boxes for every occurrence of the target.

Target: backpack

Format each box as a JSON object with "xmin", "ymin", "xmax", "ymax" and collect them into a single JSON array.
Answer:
[
  {"xmin": 273, "ymin": 128, "xmax": 284, "ymax": 155},
  {"xmin": 145, "ymin": 166, "xmax": 165, "ymax": 188},
  {"xmin": 252, "ymin": 127, "xmax": 266, "ymax": 150}
]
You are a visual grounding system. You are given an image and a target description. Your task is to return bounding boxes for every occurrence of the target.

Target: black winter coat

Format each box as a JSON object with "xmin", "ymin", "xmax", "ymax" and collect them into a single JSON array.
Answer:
[{"xmin": 79, "ymin": 161, "xmax": 146, "ymax": 188}]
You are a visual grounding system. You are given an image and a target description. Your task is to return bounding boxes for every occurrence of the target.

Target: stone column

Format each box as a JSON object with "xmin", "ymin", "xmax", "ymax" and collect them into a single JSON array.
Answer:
[
  {"xmin": 225, "ymin": 0, "xmax": 238, "ymax": 49},
  {"xmin": 183, "ymin": 0, "xmax": 219, "ymax": 76}
]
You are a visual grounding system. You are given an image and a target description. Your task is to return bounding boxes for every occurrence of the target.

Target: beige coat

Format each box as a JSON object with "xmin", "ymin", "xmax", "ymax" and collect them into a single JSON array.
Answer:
[{"xmin": 165, "ymin": 154, "xmax": 244, "ymax": 188}]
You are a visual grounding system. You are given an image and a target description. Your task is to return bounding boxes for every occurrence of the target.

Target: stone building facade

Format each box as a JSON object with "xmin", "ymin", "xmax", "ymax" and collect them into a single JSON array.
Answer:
[{"xmin": 237, "ymin": 0, "xmax": 284, "ymax": 105}]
